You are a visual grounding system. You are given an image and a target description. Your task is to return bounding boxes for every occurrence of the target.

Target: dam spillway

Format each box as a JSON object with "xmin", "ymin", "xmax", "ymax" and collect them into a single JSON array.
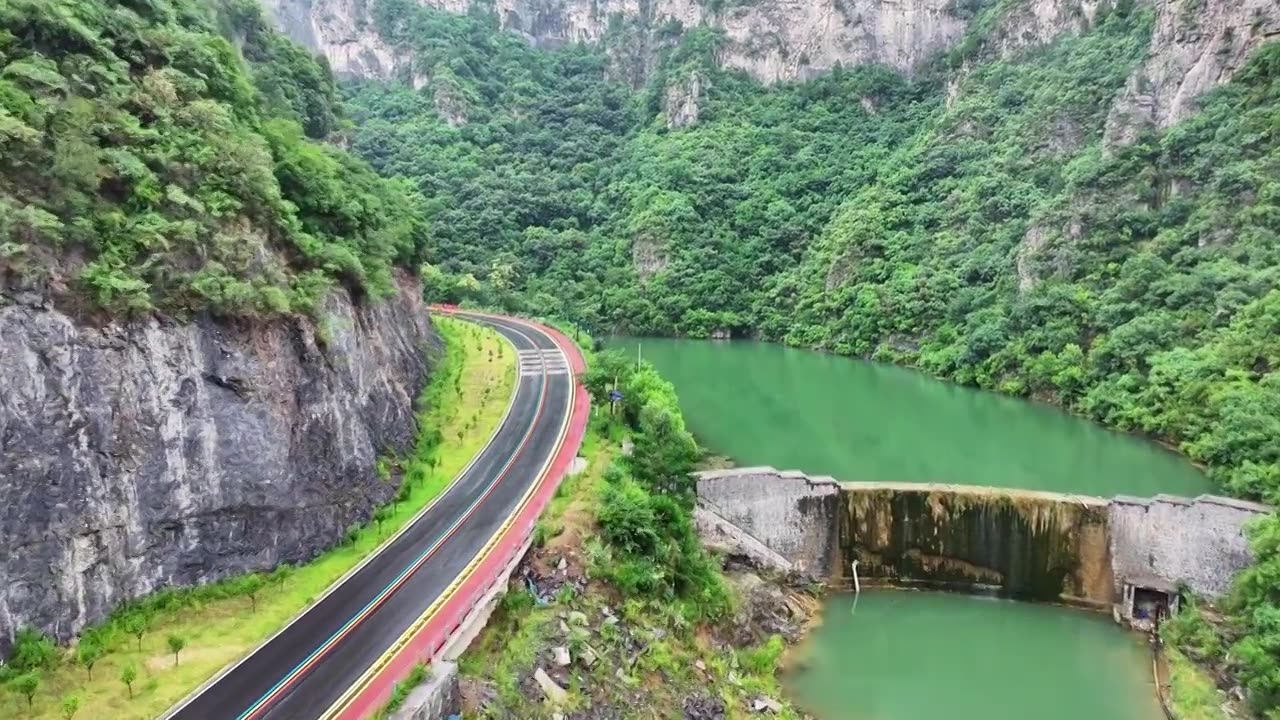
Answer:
[
  {"xmin": 696, "ymin": 467, "xmax": 1269, "ymax": 611},
  {"xmin": 841, "ymin": 482, "xmax": 1114, "ymax": 605}
]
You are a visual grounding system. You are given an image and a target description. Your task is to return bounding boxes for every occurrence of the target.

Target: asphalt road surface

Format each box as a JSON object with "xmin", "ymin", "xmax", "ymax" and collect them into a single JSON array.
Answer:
[{"xmin": 165, "ymin": 313, "xmax": 574, "ymax": 720}]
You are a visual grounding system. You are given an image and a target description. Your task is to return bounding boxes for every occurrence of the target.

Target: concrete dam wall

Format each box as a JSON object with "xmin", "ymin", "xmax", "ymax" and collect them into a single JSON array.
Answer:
[
  {"xmin": 842, "ymin": 483, "xmax": 1114, "ymax": 606},
  {"xmin": 696, "ymin": 468, "xmax": 1269, "ymax": 608},
  {"xmin": 696, "ymin": 468, "xmax": 841, "ymax": 575}
]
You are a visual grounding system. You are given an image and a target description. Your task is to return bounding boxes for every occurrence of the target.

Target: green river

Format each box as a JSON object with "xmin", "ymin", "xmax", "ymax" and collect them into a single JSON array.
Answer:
[
  {"xmin": 608, "ymin": 337, "xmax": 1215, "ymax": 720},
  {"xmin": 612, "ymin": 337, "xmax": 1210, "ymax": 496}
]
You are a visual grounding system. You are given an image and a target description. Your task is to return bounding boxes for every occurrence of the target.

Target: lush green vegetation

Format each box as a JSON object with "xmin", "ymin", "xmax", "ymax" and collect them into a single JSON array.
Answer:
[
  {"xmin": 342, "ymin": 0, "xmax": 1278, "ymax": 506},
  {"xmin": 458, "ymin": 338, "xmax": 799, "ymax": 717},
  {"xmin": 1163, "ymin": 645, "xmax": 1231, "ymax": 720},
  {"xmin": 0, "ymin": 0, "xmax": 426, "ymax": 317},
  {"xmin": 0, "ymin": 317, "xmax": 514, "ymax": 719},
  {"xmin": 338, "ymin": 1, "xmax": 1280, "ymax": 709},
  {"xmin": 584, "ymin": 349, "xmax": 729, "ymax": 618}
]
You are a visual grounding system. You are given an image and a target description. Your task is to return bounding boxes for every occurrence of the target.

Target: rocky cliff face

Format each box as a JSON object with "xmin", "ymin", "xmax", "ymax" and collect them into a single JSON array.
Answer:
[
  {"xmin": 263, "ymin": 0, "xmax": 969, "ymax": 82},
  {"xmin": 1105, "ymin": 0, "xmax": 1280, "ymax": 146},
  {"xmin": 0, "ymin": 274, "xmax": 438, "ymax": 646},
  {"xmin": 265, "ymin": 0, "xmax": 1280, "ymax": 132}
]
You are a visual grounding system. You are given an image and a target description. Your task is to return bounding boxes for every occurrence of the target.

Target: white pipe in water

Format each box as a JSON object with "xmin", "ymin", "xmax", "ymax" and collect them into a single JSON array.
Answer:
[{"xmin": 851, "ymin": 560, "xmax": 861, "ymax": 594}]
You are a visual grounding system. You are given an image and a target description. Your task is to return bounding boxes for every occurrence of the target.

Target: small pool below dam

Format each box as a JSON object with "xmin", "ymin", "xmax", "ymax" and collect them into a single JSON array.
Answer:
[{"xmin": 784, "ymin": 591, "xmax": 1164, "ymax": 720}]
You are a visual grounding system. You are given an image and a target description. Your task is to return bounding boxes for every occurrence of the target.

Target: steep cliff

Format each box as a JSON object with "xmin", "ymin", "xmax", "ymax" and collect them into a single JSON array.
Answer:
[
  {"xmin": 1104, "ymin": 0, "xmax": 1280, "ymax": 144},
  {"xmin": 264, "ymin": 0, "xmax": 969, "ymax": 82},
  {"xmin": 267, "ymin": 0, "xmax": 1280, "ymax": 138},
  {"xmin": 0, "ymin": 274, "xmax": 438, "ymax": 645}
]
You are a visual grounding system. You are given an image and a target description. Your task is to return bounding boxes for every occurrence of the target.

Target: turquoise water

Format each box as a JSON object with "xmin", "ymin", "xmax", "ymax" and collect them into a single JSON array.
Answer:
[
  {"xmin": 785, "ymin": 591, "xmax": 1163, "ymax": 720},
  {"xmin": 606, "ymin": 336, "xmax": 1192, "ymax": 720},
  {"xmin": 608, "ymin": 337, "xmax": 1212, "ymax": 497}
]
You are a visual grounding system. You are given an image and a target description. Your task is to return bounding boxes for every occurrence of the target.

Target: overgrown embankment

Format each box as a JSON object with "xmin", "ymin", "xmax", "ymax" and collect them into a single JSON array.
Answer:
[
  {"xmin": 0, "ymin": 317, "xmax": 514, "ymax": 720},
  {"xmin": 451, "ymin": 343, "xmax": 818, "ymax": 719}
]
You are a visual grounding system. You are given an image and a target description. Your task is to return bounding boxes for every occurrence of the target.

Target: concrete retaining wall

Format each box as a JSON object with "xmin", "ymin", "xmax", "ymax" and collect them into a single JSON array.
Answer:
[
  {"xmin": 696, "ymin": 467, "xmax": 840, "ymax": 575},
  {"xmin": 388, "ymin": 663, "xmax": 460, "ymax": 720},
  {"xmin": 1110, "ymin": 494, "xmax": 1269, "ymax": 599},
  {"xmin": 695, "ymin": 467, "xmax": 1270, "ymax": 605}
]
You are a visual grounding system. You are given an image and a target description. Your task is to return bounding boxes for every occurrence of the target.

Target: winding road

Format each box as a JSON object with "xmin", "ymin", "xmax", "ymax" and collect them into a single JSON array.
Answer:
[{"xmin": 164, "ymin": 312, "xmax": 584, "ymax": 720}]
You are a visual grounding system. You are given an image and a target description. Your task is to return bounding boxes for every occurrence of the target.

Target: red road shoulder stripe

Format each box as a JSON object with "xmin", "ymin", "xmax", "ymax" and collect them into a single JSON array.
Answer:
[{"xmin": 334, "ymin": 318, "xmax": 590, "ymax": 720}]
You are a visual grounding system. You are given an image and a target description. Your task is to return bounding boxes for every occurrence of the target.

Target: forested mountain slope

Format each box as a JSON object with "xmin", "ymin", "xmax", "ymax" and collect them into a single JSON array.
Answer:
[
  {"xmin": 0, "ymin": 0, "xmax": 438, "ymax": 647},
  {"xmin": 1, "ymin": 0, "xmax": 428, "ymax": 317},
  {"xmin": 336, "ymin": 0, "xmax": 1278, "ymax": 501}
]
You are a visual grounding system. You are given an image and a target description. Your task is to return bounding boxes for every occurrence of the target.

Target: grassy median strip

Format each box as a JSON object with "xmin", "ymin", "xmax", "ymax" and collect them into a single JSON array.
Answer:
[{"xmin": 0, "ymin": 316, "xmax": 515, "ymax": 720}]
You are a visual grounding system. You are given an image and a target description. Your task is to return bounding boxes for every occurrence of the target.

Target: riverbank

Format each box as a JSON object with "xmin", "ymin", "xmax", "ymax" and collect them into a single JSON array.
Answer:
[
  {"xmin": 1161, "ymin": 601, "xmax": 1256, "ymax": 720},
  {"xmin": 454, "ymin": 427, "xmax": 819, "ymax": 718},
  {"xmin": 0, "ymin": 317, "xmax": 515, "ymax": 719},
  {"xmin": 445, "ymin": 344, "xmax": 821, "ymax": 719}
]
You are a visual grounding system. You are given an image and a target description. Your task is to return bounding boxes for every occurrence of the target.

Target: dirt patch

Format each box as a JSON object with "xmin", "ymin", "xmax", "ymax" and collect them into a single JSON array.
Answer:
[
  {"xmin": 543, "ymin": 498, "xmax": 595, "ymax": 557},
  {"xmin": 714, "ymin": 569, "xmax": 822, "ymax": 649},
  {"xmin": 143, "ymin": 645, "xmax": 230, "ymax": 672}
]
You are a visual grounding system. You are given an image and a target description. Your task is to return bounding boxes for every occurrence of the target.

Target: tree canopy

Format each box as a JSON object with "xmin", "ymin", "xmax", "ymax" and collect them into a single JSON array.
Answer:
[
  {"xmin": 337, "ymin": 6, "xmax": 1280, "ymax": 706},
  {"xmin": 0, "ymin": 0, "xmax": 428, "ymax": 317}
]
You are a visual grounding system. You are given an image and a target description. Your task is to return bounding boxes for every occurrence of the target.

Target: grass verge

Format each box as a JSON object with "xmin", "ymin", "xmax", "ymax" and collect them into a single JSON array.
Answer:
[
  {"xmin": 1165, "ymin": 646, "xmax": 1231, "ymax": 720},
  {"xmin": 1, "ymin": 316, "xmax": 515, "ymax": 720}
]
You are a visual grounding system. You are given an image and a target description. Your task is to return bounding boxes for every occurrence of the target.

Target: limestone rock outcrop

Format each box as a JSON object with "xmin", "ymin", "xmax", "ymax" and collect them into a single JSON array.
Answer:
[
  {"xmin": 664, "ymin": 71, "xmax": 703, "ymax": 129},
  {"xmin": 263, "ymin": 0, "xmax": 1280, "ymax": 140},
  {"xmin": 1106, "ymin": 0, "xmax": 1280, "ymax": 146},
  {"xmin": 0, "ymin": 273, "xmax": 438, "ymax": 647},
  {"xmin": 262, "ymin": 0, "xmax": 970, "ymax": 83}
]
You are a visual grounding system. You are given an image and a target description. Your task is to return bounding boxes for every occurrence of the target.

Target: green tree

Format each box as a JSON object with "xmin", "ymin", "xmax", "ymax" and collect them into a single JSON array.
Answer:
[
  {"xmin": 373, "ymin": 506, "xmax": 392, "ymax": 536},
  {"xmin": 239, "ymin": 574, "xmax": 267, "ymax": 614},
  {"xmin": 269, "ymin": 564, "xmax": 295, "ymax": 588},
  {"xmin": 11, "ymin": 672, "xmax": 39, "ymax": 710},
  {"xmin": 10, "ymin": 628, "xmax": 56, "ymax": 673},
  {"xmin": 627, "ymin": 403, "xmax": 698, "ymax": 502},
  {"xmin": 121, "ymin": 611, "xmax": 152, "ymax": 652},
  {"xmin": 167, "ymin": 634, "xmax": 187, "ymax": 666},
  {"xmin": 75, "ymin": 636, "xmax": 103, "ymax": 681},
  {"xmin": 120, "ymin": 663, "xmax": 138, "ymax": 699}
]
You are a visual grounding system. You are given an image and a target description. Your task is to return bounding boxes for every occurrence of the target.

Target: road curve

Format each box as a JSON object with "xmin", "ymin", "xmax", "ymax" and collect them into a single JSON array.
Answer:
[{"xmin": 164, "ymin": 312, "xmax": 579, "ymax": 720}]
